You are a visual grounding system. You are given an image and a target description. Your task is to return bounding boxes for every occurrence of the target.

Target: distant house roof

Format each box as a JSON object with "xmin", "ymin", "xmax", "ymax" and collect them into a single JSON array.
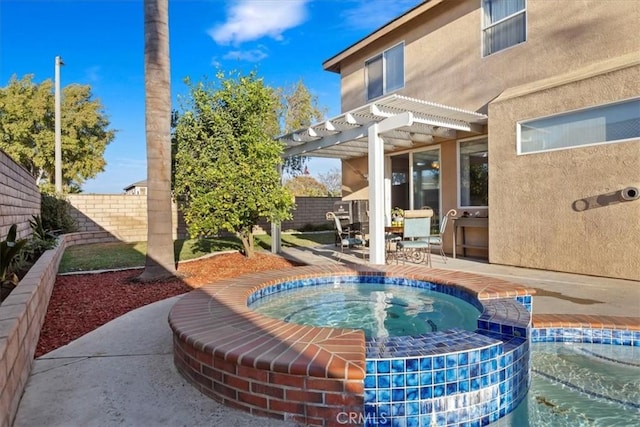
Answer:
[{"xmin": 123, "ymin": 180, "xmax": 147, "ymax": 191}]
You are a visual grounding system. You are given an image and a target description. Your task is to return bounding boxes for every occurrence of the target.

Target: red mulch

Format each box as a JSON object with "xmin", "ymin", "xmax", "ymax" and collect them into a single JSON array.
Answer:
[{"xmin": 36, "ymin": 252, "xmax": 300, "ymax": 357}]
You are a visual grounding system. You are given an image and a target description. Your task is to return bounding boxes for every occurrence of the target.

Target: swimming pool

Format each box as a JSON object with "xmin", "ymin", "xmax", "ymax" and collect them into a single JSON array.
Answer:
[{"xmin": 493, "ymin": 342, "xmax": 640, "ymax": 426}]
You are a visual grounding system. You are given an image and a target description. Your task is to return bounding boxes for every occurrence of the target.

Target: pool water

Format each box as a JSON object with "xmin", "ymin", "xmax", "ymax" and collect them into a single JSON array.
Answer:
[
  {"xmin": 494, "ymin": 342, "xmax": 640, "ymax": 426},
  {"xmin": 249, "ymin": 283, "xmax": 480, "ymax": 338}
]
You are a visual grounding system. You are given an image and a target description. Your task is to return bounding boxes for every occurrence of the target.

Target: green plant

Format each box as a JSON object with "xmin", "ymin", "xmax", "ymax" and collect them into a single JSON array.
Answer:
[
  {"xmin": 40, "ymin": 192, "xmax": 77, "ymax": 234},
  {"xmin": 30, "ymin": 215, "xmax": 49, "ymax": 240},
  {"xmin": 1, "ymin": 224, "xmax": 28, "ymax": 302}
]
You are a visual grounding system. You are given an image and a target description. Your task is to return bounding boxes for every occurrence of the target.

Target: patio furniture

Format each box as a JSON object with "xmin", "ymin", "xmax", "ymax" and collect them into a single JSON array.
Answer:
[
  {"xmin": 384, "ymin": 229, "xmax": 402, "ymax": 264},
  {"xmin": 423, "ymin": 208, "xmax": 457, "ymax": 263},
  {"xmin": 452, "ymin": 214, "xmax": 488, "ymax": 259},
  {"xmin": 396, "ymin": 209, "xmax": 433, "ymax": 267},
  {"xmin": 326, "ymin": 212, "xmax": 366, "ymax": 258}
]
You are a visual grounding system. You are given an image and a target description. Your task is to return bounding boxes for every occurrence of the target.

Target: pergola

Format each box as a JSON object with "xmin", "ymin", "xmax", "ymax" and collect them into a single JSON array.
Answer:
[{"xmin": 276, "ymin": 94, "xmax": 487, "ymax": 265}]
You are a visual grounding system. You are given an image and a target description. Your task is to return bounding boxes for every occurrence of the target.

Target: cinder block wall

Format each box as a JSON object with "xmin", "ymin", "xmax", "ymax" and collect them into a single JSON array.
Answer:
[
  {"xmin": 68, "ymin": 195, "xmax": 339, "ymax": 240},
  {"xmin": 269, "ymin": 197, "xmax": 341, "ymax": 232},
  {"xmin": 0, "ymin": 149, "xmax": 40, "ymax": 240},
  {"xmin": 0, "ymin": 231, "xmax": 118, "ymax": 427},
  {"xmin": 66, "ymin": 194, "xmax": 188, "ymax": 242}
]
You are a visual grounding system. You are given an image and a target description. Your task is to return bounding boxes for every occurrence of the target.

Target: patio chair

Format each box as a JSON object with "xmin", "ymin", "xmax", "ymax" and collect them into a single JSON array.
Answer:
[
  {"xmin": 421, "ymin": 208, "xmax": 457, "ymax": 263},
  {"xmin": 326, "ymin": 212, "xmax": 366, "ymax": 258},
  {"xmin": 396, "ymin": 209, "xmax": 433, "ymax": 267}
]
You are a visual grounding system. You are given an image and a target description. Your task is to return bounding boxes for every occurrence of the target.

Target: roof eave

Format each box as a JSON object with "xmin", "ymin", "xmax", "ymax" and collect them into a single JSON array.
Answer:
[{"xmin": 323, "ymin": 0, "xmax": 447, "ymax": 74}]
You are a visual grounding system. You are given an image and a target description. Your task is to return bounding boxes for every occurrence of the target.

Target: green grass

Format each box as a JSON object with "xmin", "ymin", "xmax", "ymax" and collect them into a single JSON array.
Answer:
[
  {"xmin": 58, "ymin": 236, "xmax": 243, "ymax": 273},
  {"xmin": 58, "ymin": 231, "xmax": 336, "ymax": 273},
  {"xmin": 254, "ymin": 231, "xmax": 335, "ymax": 249}
]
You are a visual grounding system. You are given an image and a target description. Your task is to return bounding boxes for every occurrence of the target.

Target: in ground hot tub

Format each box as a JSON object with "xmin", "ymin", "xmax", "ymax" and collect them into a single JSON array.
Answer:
[{"xmin": 168, "ymin": 265, "xmax": 534, "ymax": 426}]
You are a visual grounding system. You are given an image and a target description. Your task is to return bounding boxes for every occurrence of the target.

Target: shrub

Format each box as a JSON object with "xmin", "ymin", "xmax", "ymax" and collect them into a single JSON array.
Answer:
[
  {"xmin": 41, "ymin": 192, "xmax": 77, "ymax": 234},
  {"xmin": 0, "ymin": 224, "xmax": 28, "ymax": 302}
]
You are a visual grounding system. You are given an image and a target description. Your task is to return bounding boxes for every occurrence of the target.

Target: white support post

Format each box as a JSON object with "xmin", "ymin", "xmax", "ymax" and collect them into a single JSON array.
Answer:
[
  {"xmin": 271, "ymin": 163, "xmax": 283, "ymax": 254},
  {"xmin": 368, "ymin": 112, "xmax": 415, "ymax": 265},
  {"xmin": 368, "ymin": 123, "xmax": 386, "ymax": 264}
]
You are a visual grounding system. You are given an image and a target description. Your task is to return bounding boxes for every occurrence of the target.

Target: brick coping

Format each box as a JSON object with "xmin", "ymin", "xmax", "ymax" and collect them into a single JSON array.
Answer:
[
  {"xmin": 168, "ymin": 264, "xmax": 541, "ymax": 425},
  {"xmin": 168, "ymin": 265, "xmax": 537, "ymax": 377},
  {"xmin": 532, "ymin": 314, "xmax": 640, "ymax": 331}
]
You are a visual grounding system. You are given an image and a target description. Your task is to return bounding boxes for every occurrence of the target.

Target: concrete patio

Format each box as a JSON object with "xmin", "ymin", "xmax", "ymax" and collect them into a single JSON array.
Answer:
[{"xmin": 12, "ymin": 246, "xmax": 639, "ymax": 427}]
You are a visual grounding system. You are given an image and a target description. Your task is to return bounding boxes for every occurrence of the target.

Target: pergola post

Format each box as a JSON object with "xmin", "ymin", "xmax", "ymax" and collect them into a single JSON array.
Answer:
[
  {"xmin": 271, "ymin": 164, "xmax": 282, "ymax": 254},
  {"xmin": 368, "ymin": 122, "xmax": 386, "ymax": 264},
  {"xmin": 368, "ymin": 112, "xmax": 415, "ymax": 265}
]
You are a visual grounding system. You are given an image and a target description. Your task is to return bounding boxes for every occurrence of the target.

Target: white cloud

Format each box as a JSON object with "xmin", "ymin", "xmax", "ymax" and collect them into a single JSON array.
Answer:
[
  {"xmin": 84, "ymin": 65, "xmax": 101, "ymax": 83},
  {"xmin": 223, "ymin": 48, "xmax": 268, "ymax": 62},
  {"xmin": 340, "ymin": 0, "xmax": 423, "ymax": 31},
  {"xmin": 209, "ymin": 0, "xmax": 309, "ymax": 45}
]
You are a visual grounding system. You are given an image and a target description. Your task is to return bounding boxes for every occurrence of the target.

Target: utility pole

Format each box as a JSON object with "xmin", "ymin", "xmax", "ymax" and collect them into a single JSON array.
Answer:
[{"xmin": 54, "ymin": 55, "xmax": 64, "ymax": 193}]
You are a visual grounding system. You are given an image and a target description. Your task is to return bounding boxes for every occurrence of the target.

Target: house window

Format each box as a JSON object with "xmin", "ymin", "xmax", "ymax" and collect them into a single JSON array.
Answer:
[
  {"xmin": 365, "ymin": 42, "xmax": 404, "ymax": 100},
  {"xmin": 518, "ymin": 98, "xmax": 640, "ymax": 154},
  {"xmin": 459, "ymin": 139, "xmax": 488, "ymax": 207},
  {"xmin": 482, "ymin": 0, "xmax": 526, "ymax": 56}
]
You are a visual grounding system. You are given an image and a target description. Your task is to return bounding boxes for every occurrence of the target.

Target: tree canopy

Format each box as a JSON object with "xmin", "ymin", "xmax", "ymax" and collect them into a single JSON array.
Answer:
[
  {"xmin": 284, "ymin": 174, "xmax": 328, "ymax": 197},
  {"xmin": 0, "ymin": 74, "xmax": 115, "ymax": 191},
  {"xmin": 173, "ymin": 71, "xmax": 295, "ymax": 257},
  {"xmin": 278, "ymin": 79, "xmax": 324, "ymax": 175}
]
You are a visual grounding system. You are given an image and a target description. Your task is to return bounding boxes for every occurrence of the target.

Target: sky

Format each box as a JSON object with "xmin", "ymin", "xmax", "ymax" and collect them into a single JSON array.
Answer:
[{"xmin": 0, "ymin": 0, "xmax": 422, "ymax": 193}]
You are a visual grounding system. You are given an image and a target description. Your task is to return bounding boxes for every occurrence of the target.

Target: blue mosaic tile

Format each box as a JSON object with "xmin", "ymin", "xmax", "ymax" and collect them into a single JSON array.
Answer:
[
  {"xmin": 419, "ymin": 386, "xmax": 432, "ymax": 399},
  {"xmin": 392, "ymin": 359, "xmax": 405, "ymax": 372},
  {"xmin": 433, "ymin": 385, "xmax": 445, "ymax": 397},
  {"xmin": 391, "ymin": 402, "xmax": 405, "ymax": 416},
  {"xmin": 406, "ymin": 373, "xmax": 418, "ymax": 387},
  {"xmin": 420, "ymin": 372, "xmax": 432, "ymax": 386},
  {"xmin": 364, "ymin": 375, "xmax": 376, "ymax": 388},
  {"xmin": 458, "ymin": 366, "xmax": 469, "ymax": 380},
  {"xmin": 364, "ymin": 390, "xmax": 376, "ymax": 403},
  {"xmin": 378, "ymin": 375, "xmax": 390, "ymax": 388},
  {"xmin": 258, "ymin": 274, "xmax": 542, "ymax": 427},
  {"xmin": 377, "ymin": 360, "xmax": 390, "ymax": 373},
  {"xmin": 392, "ymin": 388, "xmax": 405, "ymax": 402},
  {"xmin": 378, "ymin": 389, "xmax": 391, "ymax": 402},
  {"xmin": 406, "ymin": 358, "xmax": 419, "ymax": 372}
]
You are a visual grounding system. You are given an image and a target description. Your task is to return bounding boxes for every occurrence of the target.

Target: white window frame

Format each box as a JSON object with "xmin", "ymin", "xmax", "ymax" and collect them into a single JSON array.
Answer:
[
  {"xmin": 457, "ymin": 137, "xmax": 489, "ymax": 209},
  {"xmin": 365, "ymin": 41, "xmax": 405, "ymax": 101},
  {"xmin": 517, "ymin": 98, "xmax": 640, "ymax": 155},
  {"xmin": 481, "ymin": 0, "xmax": 527, "ymax": 57}
]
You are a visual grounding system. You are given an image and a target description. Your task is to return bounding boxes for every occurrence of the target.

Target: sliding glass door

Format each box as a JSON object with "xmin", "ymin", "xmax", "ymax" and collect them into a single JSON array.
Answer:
[{"xmin": 389, "ymin": 148, "xmax": 441, "ymax": 229}]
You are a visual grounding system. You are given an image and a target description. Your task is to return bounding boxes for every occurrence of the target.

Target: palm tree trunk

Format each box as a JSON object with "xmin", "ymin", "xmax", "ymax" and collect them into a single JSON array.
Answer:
[{"xmin": 138, "ymin": 0, "xmax": 176, "ymax": 281}]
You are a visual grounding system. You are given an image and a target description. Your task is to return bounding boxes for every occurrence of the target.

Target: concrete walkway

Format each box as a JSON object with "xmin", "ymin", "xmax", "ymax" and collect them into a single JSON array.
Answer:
[{"xmin": 13, "ymin": 246, "xmax": 639, "ymax": 427}]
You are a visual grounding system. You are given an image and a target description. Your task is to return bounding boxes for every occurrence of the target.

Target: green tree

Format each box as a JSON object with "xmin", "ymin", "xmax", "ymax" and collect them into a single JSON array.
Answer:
[
  {"xmin": 284, "ymin": 175, "xmax": 328, "ymax": 197},
  {"xmin": 0, "ymin": 74, "xmax": 115, "ymax": 191},
  {"xmin": 278, "ymin": 79, "xmax": 325, "ymax": 175},
  {"xmin": 138, "ymin": 0, "xmax": 176, "ymax": 281},
  {"xmin": 173, "ymin": 71, "xmax": 294, "ymax": 258}
]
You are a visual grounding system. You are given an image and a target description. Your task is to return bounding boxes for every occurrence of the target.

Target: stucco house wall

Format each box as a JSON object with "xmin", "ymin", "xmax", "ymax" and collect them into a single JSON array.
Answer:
[
  {"xmin": 489, "ymin": 56, "xmax": 640, "ymax": 281},
  {"xmin": 324, "ymin": 0, "xmax": 639, "ymax": 279},
  {"xmin": 337, "ymin": 0, "xmax": 639, "ymax": 114}
]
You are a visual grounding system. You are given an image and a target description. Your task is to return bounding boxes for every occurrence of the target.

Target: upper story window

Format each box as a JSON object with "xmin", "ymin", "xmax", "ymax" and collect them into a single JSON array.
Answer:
[
  {"xmin": 517, "ymin": 98, "xmax": 640, "ymax": 154},
  {"xmin": 365, "ymin": 42, "xmax": 404, "ymax": 101},
  {"xmin": 482, "ymin": 0, "xmax": 526, "ymax": 56}
]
